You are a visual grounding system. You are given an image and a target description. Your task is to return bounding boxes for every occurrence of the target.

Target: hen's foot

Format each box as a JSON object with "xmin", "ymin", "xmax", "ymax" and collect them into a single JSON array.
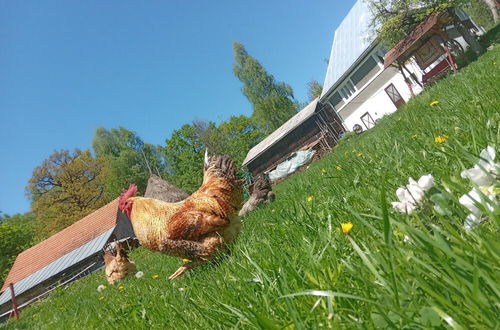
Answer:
[{"xmin": 168, "ymin": 260, "xmax": 206, "ymax": 280}]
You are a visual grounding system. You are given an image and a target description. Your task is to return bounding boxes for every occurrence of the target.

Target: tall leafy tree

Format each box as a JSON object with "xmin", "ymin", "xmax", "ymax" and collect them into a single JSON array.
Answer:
[
  {"xmin": 164, "ymin": 123, "xmax": 206, "ymax": 193},
  {"xmin": 192, "ymin": 120, "xmax": 220, "ymax": 153},
  {"xmin": 215, "ymin": 115, "xmax": 265, "ymax": 167},
  {"xmin": 27, "ymin": 149, "xmax": 107, "ymax": 239},
  {"xmin": 480, "ymin": 0, "xmax": 499, "ymax": 23},
  {"xmin": 466, "ymin": 0, "xmax": 498, "ymax": 27},
  {"xmin": 233, "ymin": 42, "xmax": 299, "ymax": 134},
  {"xmin": 92, "ymin": 127, "xmax": 168, "ymax": 197},
  {"xmin": 307, "ymin": 80, "xmax": 323, "ymax": 101},
  {"xmin": 164, "ymin": 117, "xmax": 264, "ymax": 192},
  {"xmin": 0, "ymin": 213, "xmax": 36, "ymax": 283},
  {"xmin": 367, "ymin": 0, "xmax": 484, "ymax": 53}
]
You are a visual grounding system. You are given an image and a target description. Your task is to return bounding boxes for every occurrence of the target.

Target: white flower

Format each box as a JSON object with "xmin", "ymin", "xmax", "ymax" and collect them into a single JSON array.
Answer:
[
  {"xmin": 461, "ymin": 146, "xmax": 499, "ymax": 186},
  {"xmin": 418, "ymin": 174, "xmax": 434, "ymax": 191},
  {"xmin": 407, "ymin": 178, "xmax": 426, "ymax": 202},
  {"xmin": 459, "ymin": 188, "xmax": 483, "ymax": 215},
  {"xmin": 459, "ymin": 186, "xmax": 497, "ymax": 230},
  {"xmin": 392, "ymin": 174, "xmax": 434, "ymax": 214},
  {"xmin": 463, "ymin": 213, "xmax": 483, "ymax": 231},
  {"xmin": 135, "ymin": 271, "xmax": 144, "ymax": 278},
  {"xmin": 391, "ymin": 201, "xmax": 417, "ymax": 214},
  {"xmin": 97, "ymin": 285, "xmax": 106, "ymax": 292},
  {"xmin": 460, "ymin": 187, "xmax": 496, "ymax": 214}
]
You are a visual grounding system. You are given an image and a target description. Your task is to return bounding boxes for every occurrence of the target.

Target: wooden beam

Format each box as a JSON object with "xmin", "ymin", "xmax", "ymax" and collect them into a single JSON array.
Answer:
[{"xmin": 9, "ymin": 283, "xmax": 19, "ymax": 321}]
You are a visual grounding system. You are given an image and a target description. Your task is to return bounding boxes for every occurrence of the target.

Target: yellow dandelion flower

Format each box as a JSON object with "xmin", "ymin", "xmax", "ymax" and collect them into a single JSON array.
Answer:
[
  {"xmin": 340, "ymin": 222, "xmax": 353, "ymax": 234},
  {"xmin": 336, "ymin": 165, "xmax": 342, "ymax": 171},
  {"xmin": 152, "ymin": 274, "xmax": 160, "ymax": 279},
  {"xmin": 99, "ymin": 296, "xmax": 105, "ymax": 301},
  {"xmin": 411, "ymin": 134, "xmax": 417, "ymax": 139},
  {"xmin": 118, "ymin": 285, "xmax": 124, "ymax": 290},
  {"xmin": 182, "ymin": 259, "xmax": 190, "ymax": 263},
  {"xmin": 307, "ymin": 196, "xmax": 314, "ymax": 202},
  {"xmin": 434, "ymin": 135, "xmax": 448, "ymax": 143},
  {"xmin": 430, "ymin": 100, "xmax": 439, "ymax": 106}
]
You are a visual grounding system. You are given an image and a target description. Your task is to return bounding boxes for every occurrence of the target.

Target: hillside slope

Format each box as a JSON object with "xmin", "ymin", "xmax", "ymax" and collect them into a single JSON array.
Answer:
[{"xmin": 3, "ymin": 46, "xmax": 499, "ymax": 329}]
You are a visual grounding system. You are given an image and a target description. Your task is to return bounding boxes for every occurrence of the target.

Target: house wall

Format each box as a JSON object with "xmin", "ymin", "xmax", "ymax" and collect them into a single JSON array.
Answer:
[{"xmin": 341, "ymin": 66, "xmax": 423, "ymax": 131}]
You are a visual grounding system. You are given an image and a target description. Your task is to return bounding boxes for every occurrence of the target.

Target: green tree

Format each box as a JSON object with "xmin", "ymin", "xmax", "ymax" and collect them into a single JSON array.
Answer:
[
  {"xmin": 465, "ymin": 0, "xmax": 497, "ymax": 29},
  {"xmin": 92, "ymin": 127, "xmax": 168, "ymax": 198},
  {"xmin": 164, "ymin": 117, "xmax": 264, "ymax": 192},
  {"xmin": 164, "ymin": 124, "xmax": 206, "ymax": 193},
  {"xmin": 0, "ymin": 213, "xmax": 36, "ymax": 283},
  {"xmin": 479, "ymin": 0, "xmax": 499, "ymax": 23},
  {"xmin": 367, "ymin": 0, "xmax": 483, "ymax": 54},
  {"xmin": 215, "ymin": 115, "xmax": 265, "ymax": 167},
  {"xmin": 26, "ymin": 149, "xmax": 107, "ymax": 239},
  {"xmin": 233, "ymin": 42, "xmax": 299, "ymax": 134},
  {"xmin": 307, "ymin": 80, "xmax": 323, "ymax": 101},
  {"xmin": 192, "ymin": 120, "xmax": 221, "ymax": 153}
]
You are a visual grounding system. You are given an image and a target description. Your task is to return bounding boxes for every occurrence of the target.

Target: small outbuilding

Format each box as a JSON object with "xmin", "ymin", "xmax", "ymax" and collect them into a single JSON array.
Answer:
[
  {"xmin": 242, "ymin": 98, "xmax": 345, "ymax": 180},
  {"xmin": 0, "ymin": 199, "xmax": 133, "ymax": 320}
]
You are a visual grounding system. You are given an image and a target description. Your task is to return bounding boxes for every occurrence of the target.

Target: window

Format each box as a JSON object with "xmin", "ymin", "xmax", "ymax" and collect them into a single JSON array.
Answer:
[
  {"xmin": 339, "ymin": 80, "xmax": 355, "ymax": 99},
  {"xmin": 328, "ymin": 92, "xmax": 344, "ymax": 109},
  {"xmin": 375, "ymin": 47, "xmax": 387, "ymax": 63},
  {"xmin": 351, "ymin": 57, "xmax": 379, "ymax": 88}
]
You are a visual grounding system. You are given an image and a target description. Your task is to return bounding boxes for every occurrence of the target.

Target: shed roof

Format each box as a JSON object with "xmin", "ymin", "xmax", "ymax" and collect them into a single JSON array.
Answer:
[
  {"xmin": 321, "ymin": 0, "xmax": 375, "ymax": 98},
  {"xmin": 384, "ymin": 12, "xmax": 454, "ymax": 68},
  {"xmin": 144, "ymin": 175, "xmax": 189, "ymax": 202},
  {"xmin": 242, "ymin": 98, "xmax": 319, "ymax": 166},
  {"xmin": 0, "ymin": 199, "xmax": 119, "ymax": 293},
  {"xmin": 0, "ymin": 228, "xmax": 114, "ymax": 306}
]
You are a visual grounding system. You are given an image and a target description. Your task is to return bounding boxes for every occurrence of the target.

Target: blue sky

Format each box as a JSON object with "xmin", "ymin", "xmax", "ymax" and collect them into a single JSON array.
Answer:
[{"xmin": 0, "ymin": 0, "xmax": 357, "ymax": 215}]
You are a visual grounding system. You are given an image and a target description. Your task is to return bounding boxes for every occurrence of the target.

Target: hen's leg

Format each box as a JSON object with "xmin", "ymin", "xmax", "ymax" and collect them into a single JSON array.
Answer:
[
  {"xmin": 159, "ymin": 234, "xmax": 225, "ymax": 280},
  {"xmin": 168, "ymin": 260, "xmax": 206, "ymax": 280}
]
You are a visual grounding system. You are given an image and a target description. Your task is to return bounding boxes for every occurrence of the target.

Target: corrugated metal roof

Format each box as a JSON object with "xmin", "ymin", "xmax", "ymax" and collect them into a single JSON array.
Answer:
[
  {"xmin": 0, "ymin": 228, "xmax": 114, "ymax": 305},
  {"xmin": 242, "ymin": 98, "xmax": 319, "ymax": 166},
  {"xmin": 1, "ymin": 199, "xmax": 119, "ymax": 292},
  {"xmin": 321, "ymin": 0, "xmax": 375, "ymax": 97}
]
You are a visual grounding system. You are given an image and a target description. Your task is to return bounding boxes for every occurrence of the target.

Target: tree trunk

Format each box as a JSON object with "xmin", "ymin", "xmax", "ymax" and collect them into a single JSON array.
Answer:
[
  {"xmin": 450, "ymin": 10, "xmax": 484, "ymax": 55},
  {"xmin": 482, "ymin": 0, "xmax": 499, "ymax": 23}
]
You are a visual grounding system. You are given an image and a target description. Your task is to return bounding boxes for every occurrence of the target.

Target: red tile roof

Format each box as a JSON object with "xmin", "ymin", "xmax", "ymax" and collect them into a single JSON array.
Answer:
[{"xmin": 1, "ymin": 199, "xmax": 119, "ymax": 292}]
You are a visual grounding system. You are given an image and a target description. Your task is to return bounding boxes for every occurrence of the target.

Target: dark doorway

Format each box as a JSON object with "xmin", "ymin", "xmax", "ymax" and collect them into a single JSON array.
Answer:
[{"xmin": 384, "ymin": 83, "xmax": 406, "ymax": 108}]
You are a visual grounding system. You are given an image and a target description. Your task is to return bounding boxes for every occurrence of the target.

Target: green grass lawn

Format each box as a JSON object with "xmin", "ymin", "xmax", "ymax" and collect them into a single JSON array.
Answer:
[{"xmin": 3, "ymin": 46, "xmax": 500, "ymax": 329}]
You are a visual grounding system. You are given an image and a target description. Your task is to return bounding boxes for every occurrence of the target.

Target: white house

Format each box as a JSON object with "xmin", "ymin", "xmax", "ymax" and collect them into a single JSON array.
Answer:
[{"xmin": 319, "ymin": 0, "xmax": 480, "ymax": 132}]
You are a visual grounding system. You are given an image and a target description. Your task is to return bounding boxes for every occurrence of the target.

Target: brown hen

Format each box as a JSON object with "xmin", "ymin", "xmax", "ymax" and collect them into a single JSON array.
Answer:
[
  {"xmin": 104, "ymin": 244, "xmax": 137, "ymax": 284},
  {"xmin": 119, "ymin": 154, "xmax": 243, "ymax": 279}
]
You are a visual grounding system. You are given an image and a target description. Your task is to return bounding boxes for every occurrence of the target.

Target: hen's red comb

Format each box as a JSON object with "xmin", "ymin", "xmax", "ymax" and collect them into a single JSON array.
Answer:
[{"xmin": 119, "ymin": 184, "xmax": 138, "ymax": 202}]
